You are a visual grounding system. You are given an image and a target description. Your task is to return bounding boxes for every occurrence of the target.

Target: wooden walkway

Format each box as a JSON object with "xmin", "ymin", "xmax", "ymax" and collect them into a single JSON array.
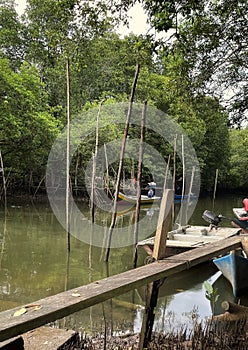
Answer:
[{"xmin": 0, "ymin": 235, "xmax": 242, "ymax": 342}]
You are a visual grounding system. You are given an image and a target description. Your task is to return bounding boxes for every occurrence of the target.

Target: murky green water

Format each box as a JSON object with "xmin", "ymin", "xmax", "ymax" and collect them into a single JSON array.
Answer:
[{"xmin": 0, "ymin": 193, "xmax": 246, "ymax": 334}]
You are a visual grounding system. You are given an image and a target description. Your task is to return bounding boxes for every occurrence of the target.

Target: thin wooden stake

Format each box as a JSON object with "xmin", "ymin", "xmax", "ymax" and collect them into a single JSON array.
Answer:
[
  {"xmin": 103, "ymin": 144, "xmax": 111, "ymax": 198},
  {"xmin": 172, "ymin": 135, "xmax": 177, "ymax": 225},
  {"xmin": 181, "ymin": 134, "xmax": 185, "ymax": 200},
  {"xmin": 185, "ymin": 166, "xmax": 195, "ymax": 223},
  {"xmin": 0, "ymin": 150, "xmax": 7, "ymax": 210},
  {"xmin": 105, "ymin": 64, "xmax": 140, "ymax": 262},
  {"xmin": 179, "ymin": 134, "xmax": 185, "ymax": 225},
  {"xmin": 212, "ymin": 168, "xmax": 219, "ymax": 210},
  {"xmin": 163, "ymin": 155, "xmax": 171, "ymax": 193},
  {"xmin": 90, "ymin": 99, "xmax": 105, "ymax": 223},
  {"xmin": 133, "ymin": 100, "xmax": 147, "ymax": 267},
  {"xmin": 66, "ymin": 58, "xmax": 71, "ymax": 252}
]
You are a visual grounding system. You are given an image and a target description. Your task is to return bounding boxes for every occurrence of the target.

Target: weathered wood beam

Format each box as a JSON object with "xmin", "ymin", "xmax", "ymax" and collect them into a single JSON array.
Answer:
[
  {"xmin": 0, "ymin": 236, "xmax": 241, "ymax": 342},
  {"xmin": 152, "ymin": 189, "xmax": 174, "ymax": 260}
]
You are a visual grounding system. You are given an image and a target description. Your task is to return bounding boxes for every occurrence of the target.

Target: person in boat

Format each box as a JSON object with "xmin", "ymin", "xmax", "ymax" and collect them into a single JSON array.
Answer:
[
  {"xmin": 148, "ymin": 188, "xmax": 154, "ymax": 198},
  {"xmin": 243, "ymin": 198, "xmax": 248, "ymax": 214},
  {"xmin": 147, "ymin": 179, "xmax": 156, "ymax": 197}
]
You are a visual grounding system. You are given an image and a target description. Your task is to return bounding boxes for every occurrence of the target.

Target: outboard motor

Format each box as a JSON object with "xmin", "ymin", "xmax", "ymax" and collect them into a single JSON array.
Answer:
[
  {"xmin": 202, "ymin": 209, "xmax": 248, "ymax": 233},
  {"xmin": 202, "ymin": 210, "xmax": 222, "ymax": 227}
]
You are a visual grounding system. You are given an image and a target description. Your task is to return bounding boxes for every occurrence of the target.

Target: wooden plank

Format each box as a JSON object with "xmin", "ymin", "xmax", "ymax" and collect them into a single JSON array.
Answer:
[
  {"xmin": 22, "ymin": 326, "xmax": 77, "ymax": 350},
  {"xmin": 152, "ymin": 189, "xmax": 174, "ymax": 260},
  {"xmin": 0, "ymin": 236, "xmax": 241, "ymax": 342}
]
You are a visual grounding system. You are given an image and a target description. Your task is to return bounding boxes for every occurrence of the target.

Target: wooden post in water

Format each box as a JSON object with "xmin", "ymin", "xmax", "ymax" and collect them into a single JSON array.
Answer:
[
  {"xmin": 179, "ymin": 134, "xmax": 185, "ymax": 225},
  {"xmin": 104, "ymin": 64, "xmax": 140, "ymax": 262},
  {"xmin": 139, "ymin": 189, "xmax": 174, "ymax": 349},
  {"xmin": 66, "ymin": 58, "xmax": 71, "ymax": 252},
  {"xmin": 163, "ymin": 155, "xmax": 171, "ymax": 193},
  {"xmin": 90, "ymin": 99, "xmax": 105, "ymax": 223},
  {"xmin": 172, "ymin": 135, "xmax": 177, "ymax": 225},
  {"xmin": 133, "ymin": 100, "xmax": 147, "ymax": 267},
  {"xmin": 185, "ymin": 166, "xmax": 195, "ymax": 223},
  {"xmin": 212, "ymin": 168, "xmax": 219, "ymax": 210},
  {"xmin": 152, "ymin": 189, "xmax": 174, "ymax": 260},
  {"xmin": 0, "ymin": 150, "xmax": 7, "ymax": 210}
]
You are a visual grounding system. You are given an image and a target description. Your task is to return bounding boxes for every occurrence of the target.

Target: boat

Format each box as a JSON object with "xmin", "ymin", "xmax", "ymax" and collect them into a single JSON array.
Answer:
[
  {"xmin": 174, "ymin": 193, "xmax": 197, "ymax": 200},
  {"xmin": 118, "ymin": 191, "xmax": 196, "ymax": 205},
  {"xmin": 117, "ymin": 192, "xmax": 161, "ymax": 205},
  {"xmin": 213, "ymin": 250, "xmax": 248, "ymax": 297},
  {"xmin": 138, "ymin": 224, "xmax": 240, "ymax": 257}
]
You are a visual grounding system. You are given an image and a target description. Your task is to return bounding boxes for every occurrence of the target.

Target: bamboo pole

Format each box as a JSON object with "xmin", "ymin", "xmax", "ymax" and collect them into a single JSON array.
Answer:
[
  {"xmin": 66, "ymin": 58, "xmax": 71, "ymax": 252},
  {"xmin": 104, "ymin": 64, "xmax": 140, "ymax": 262},
  {"xmin": 133, "ymin": 100, "xmax": 147, "ymax": 267}
]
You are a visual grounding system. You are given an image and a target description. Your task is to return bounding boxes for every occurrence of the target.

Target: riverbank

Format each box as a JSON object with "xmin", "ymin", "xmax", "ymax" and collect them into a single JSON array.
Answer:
[{"xmin": 52, "ymin": 318, "xmax": 248, "ymax": 349}]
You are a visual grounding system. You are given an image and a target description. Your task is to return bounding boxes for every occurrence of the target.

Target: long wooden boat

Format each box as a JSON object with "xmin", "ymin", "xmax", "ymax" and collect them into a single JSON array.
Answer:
[
  {"xmin": 118, "ymin": 192, "xmax": 161, "ymax": 205},
  {"xmin": 138, "ymin": 225, "xmax": 240, "ymax": 257},
  {"xmin": 213, "ymin": 250, "xmax": 248, "ymax": 297},
  {"xmin": 118, "ymin": 191, "xmax": 197, "ymax": 205}
]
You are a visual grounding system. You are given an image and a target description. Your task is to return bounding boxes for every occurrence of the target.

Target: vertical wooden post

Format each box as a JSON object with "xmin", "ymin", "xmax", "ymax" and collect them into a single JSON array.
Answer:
[
  {"xmin": 212, "ymin": 168, "xmax": 219, "ymax": 210},
  {"xmin": 163, "ymin": 155, "xmax": 171, "ymax": 193},
  {"xmin": 139, "ymin": 189, "xmax": 174, "ymax": 349},
  {"xmin": 0, "ymin": 150, "xmax": 7, "ymax": 210},
  {"xmin": 66, "ymin": 58, "xmax": 71, "ymax": 252},
  {"xmin": 172, "ymin": 135, "xmax": 177, "ymax": 225},
  {"xmin": 90, "ymin": 99, "xmax": 105, "ymax": 223},
  {"xmin": 133, "ymin": 100, "xmax": 147, "ymax": 267},
  {"xmin": 179, "ymin": 134, "xmax": 185, "ymax": 225},
  {"xmin": 103, "ymin": 144, "xmax": 111, "ymax": 197},
  {"xmin": 152, "ymin": 189, "xmax": 174, "ymax": 260},
  {"xmin": 185, "ymin": 166, "xmax": 195, "ymax": 223},
  {"xmin": 104, "ymin": 64, "xmax": 140, "ymax": 262}
]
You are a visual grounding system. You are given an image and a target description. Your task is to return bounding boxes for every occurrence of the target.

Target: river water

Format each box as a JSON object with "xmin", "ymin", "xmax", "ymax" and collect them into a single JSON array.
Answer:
[{"xmin": 0, "ymin": 193, "xmax": 246, "ymax": 335}]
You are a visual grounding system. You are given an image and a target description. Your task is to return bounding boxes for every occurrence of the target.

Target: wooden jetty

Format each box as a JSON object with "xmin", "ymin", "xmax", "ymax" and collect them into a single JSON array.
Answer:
[
  {"xmin": 0, "ymin": 236, "xmax": 242, "ymax": 343},
  {"xmin": 138, "ymin": 225, "xmax": 239, "ymax": 256}
]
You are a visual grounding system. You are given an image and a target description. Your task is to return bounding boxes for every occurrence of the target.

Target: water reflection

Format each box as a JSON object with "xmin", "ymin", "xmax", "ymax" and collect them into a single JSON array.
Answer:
[{"xmin": 0, "ymin": 193, "xmax": 246, "ymax": 334}]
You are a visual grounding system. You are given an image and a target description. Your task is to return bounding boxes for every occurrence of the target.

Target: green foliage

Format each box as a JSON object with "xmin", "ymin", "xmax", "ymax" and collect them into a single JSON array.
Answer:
[
  {"xmin": 0, "ymin": 0, "xmax": 240, "ymax": 194},
  {"xmin": 0, "ymin": 0, "xmax": 26, "ymax": 68},
  {"xmin": 0, "ymin": 58, "xmax": 60, "ymax": 188},
  {"xmin": 228, "ymin": 127, "xmax": 248, "ymax": 190},
  {"xmin": 204, "ymin": 280, "xmax": 219, "ymax": 314},
  {"xmin": 138, "ymin": 0, "xmax": 248, "ymax": 125}
]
